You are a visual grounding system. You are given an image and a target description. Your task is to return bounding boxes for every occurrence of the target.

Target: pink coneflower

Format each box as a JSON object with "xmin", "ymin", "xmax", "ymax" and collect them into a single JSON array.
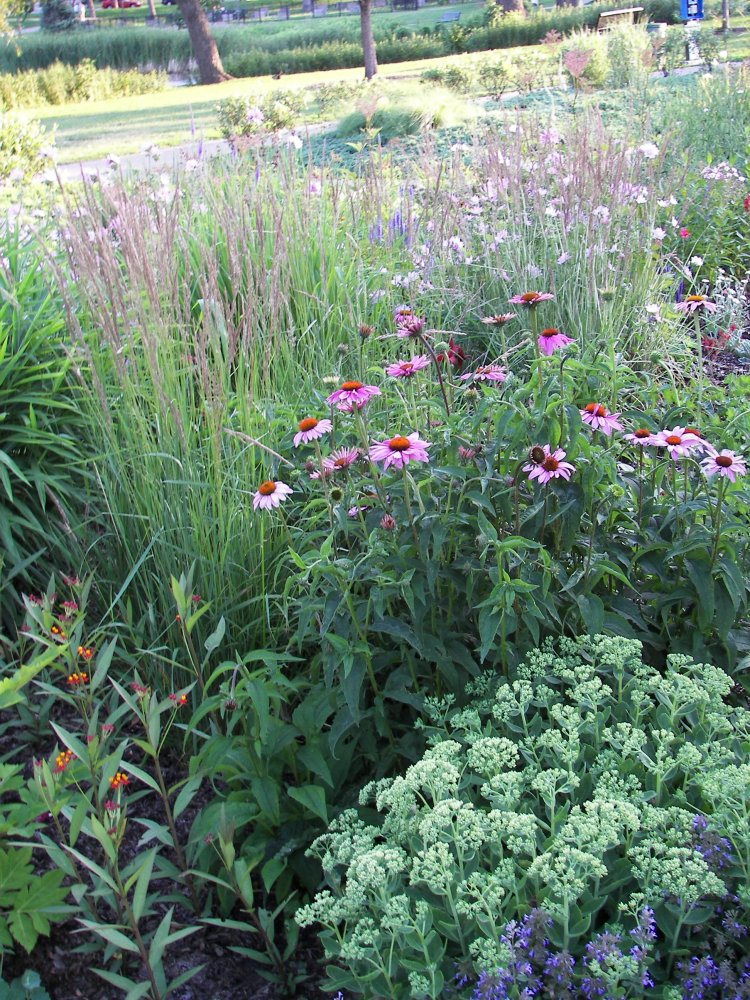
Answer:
[
  {"xmin": 538, "ymin": 327, "xmax": 574, "ymax": 356},
  {"xmin": 701, "ymin": 449, "xmax": 747, "ymax": 482},
  {"xmin": 385, "ymin": 355, "xmax": 431, "ymax": 378},
  {"xmin": 459, "ymin": 365, "xmax": 508, "ymax": 383},
  {"xmin": 370, "ymin": 433, "xmax": 431, "ymax": 471},
  {"xmin": 253, "ymin": 480, "xmax": 293, "ymax": 510},
  {"xmin": 675, "ymin": 295, "xmax": 717, "ymax": 314},
  {"xmin": 523, "ymin": 445, "xmax": 576, "ymax": 484},
  {"xmin": 326, "ymin": 380, "xmax": 381, "ymax": 412},
  {"xmin": 323, "ymin": 447, "xmax": 360, "ymax": 472},
  {"xmin": 623, "ymin": 428, "xmax": 657, "ymax": 447},
  {"xmin": 509, "ymin": 291, "xmax": 554, "ymax": 307},
  {"xmin": 293, "ymin": 417, "xmax": 332, "ymax": 447},
  {"xmin": 481, "ymin": 313, "xmax": 517, "ymax": 326},
  {"xmin": 396, "ymin": 315, "xmax": 427, "ymax": 338},
  {"xmin": 380, "ymin": 513, "xmax": 397, "ymax": 531},
  {"xmin": 653, "ymin": 426, "xmax": 702, "ymax": 460},
  {"xmin": 580, "ymin": 403, "xmax": 623, "ymax": 436}
]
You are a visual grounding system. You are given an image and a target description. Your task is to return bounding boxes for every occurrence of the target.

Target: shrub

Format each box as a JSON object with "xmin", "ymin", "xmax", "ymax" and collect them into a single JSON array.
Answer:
[
  {"xmin": 39, "ymin": 0, "xmax": 76, "ymax": 31},
  {"xmin": 297, "ymin": 635, "xmax": 750, "ymax": 998},
  {"xmin": 2, "ymin": 59, "xmax": 163, "ymax": 109},
  {"xmin": 561, "ymin": 31, "xmax": 611, "ymax": 89},
  {"xmin": 606, "ymin": 24, "xmax": 652, "ymax": 89},
  {"xmin": 216, "ymin": 90, "xmax": 304, "ymax": 141},
  {"xmin": 476, "ymin": 58, "xmax": 515, "ymax": 97},
  {"xmin": 419, "ymin": 65, "xmax": 475, "ymax": 93},
  {"xmin": 0, "ymin": 114, "xmax": 50, "ymax": 181}
]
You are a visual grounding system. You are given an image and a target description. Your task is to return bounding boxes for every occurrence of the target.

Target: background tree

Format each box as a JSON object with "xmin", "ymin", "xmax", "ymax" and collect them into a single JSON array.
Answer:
[
  {"xmin": 0, "ymin": 0, "xmax": 30, "ymax": 33},
  {"xmin": 359, "ymin": 0, "xmax": 378, "ymax": 79},
  {"xmin": 722, "ymin": 0, "xmax": 729, "ymax": 31},
  {"xmin": 175, "ymin": 0, "xmax": 231, "ymax": 83}
]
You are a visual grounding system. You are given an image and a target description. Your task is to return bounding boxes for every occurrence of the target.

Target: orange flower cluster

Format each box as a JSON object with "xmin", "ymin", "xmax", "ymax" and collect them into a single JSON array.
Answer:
[
  {"xmin": 54, "ymin": 749, "xmax": 75, "ymax": 773},
  {"xmin": 50, "ymin": 625, "xmax": 67, "ymax": 639},
  {"xmin": 78, "ymin": 645, "xmax": 94, "ymax": 661},
  {"xmin": 110, "ymin": 772, "xmax": 130, "ymax": 790},
  {"xmin": 168, "ymin": 693, "xmax": 188, "ymax": 706},
  {"xmin": 67, "ymin": 672, "xmax": 89, "ymax": 687}
]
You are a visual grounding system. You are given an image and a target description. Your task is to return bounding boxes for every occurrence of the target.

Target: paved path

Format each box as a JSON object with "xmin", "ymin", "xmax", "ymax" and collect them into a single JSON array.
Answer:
[{"xmin": 54, "ymin": 137, "xmax": 234, "ymax": 182}]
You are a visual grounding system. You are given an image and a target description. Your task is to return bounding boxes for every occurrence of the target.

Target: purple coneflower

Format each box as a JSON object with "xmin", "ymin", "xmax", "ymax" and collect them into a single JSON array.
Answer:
[
  {"xmin": 324, "ymin": 448, "xmax": 360, "ymax": 472},
  {"xmin": 675, "ymin": 294, "xmax": 717, "ymax": 314},
  {"xmin": 509, "ymin": 291, "xmax": 554, "ymax": 307},
  {"xmin": 459, "ymin": 365, "xmax": 508, "ymax": 383},
  {"xmin": 653, "ymin": 426, "xmax": 702, "ymax": 459},
  {"xmin": 538, "ymin": 327, "xmax": 574, "ymax": 355},
  {"xmin": 370, "ymin": 433, "xmax": 431, "ymax": 471},
  {"xmin": 523, "ymin": 445, "xmax": 576, "ymax": 484},
  {"xmin": 580, "ymin": 403, "xmax": 623, "ymax": 436},
  {"xmin": 623, "ymin": 428, "xmax": 657, "ymax": 447},
  {"xmin": 396, "ymin": 315, "xmax": 427, "ymax": 338},
  {"xmin": 293, "ymin": 417, "xmax": 332, "ymax": 447},
  {"xmin": 481, "ymin": 313, "xmax": 517, "ymax": 326},
  {"xmin": 326, "ymin": 380, "xmax": 381, "ymax": 412},
  {"xmin": 253, "ymin": 480, "xmax": 293, "ymax": 510},
  {"xmin": 701, "ymin": 449, "xmax": 747, "ymax": 482},
  {"xmin": 385, "ymin": 356, "xmax": 431, "ymax": 378}
]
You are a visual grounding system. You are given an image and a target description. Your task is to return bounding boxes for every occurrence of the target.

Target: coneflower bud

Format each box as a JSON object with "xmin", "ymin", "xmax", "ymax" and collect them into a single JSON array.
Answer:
[
  {"xmin": 358, "ymin": 324, "xmax": 375, "ymax": 339},
  {"xmin": 529, "ymin": 445, "xmax": 546, "ymax": 465},
  {"xmin": 380, "ymin": 513, "xmax": 397, "ymax": 531}
]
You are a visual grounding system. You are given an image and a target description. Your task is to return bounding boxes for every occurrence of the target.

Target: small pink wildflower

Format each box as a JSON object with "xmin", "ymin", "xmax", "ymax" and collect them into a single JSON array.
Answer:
[
  {"xmin": 370, "ymin": 433, "xmax": 431, "ymax": 471},
  {"xmin": 293, "ymin": 417, "xmax": 332, "ymax": 448},
  {"xmin": 380, "ymin": 513, "xmax": 397, "ymax": 531},
  {"xmin": 385, "ymin": 355, "xmax": 431, "ymax": 378},
  {"xmin": 580, "ymin": 403, "xmax": 623, "ymax": 436},
  {"xmin": 701, "ymin": 449, "xmax": 747, "ymax": 482},
  {"xmin": 653, "ymin": 426, "xmax": 702, "ymax": 460},
  {"xmin": 253, "ymin": 480, "xmax": 293, "ymax": 511},
  {"xmin": 523, "ymin": 445, "xmax": 576, "ymax": 484},
  {"xmin": 348, "ymin": 504, "xmax": 371, "ymax": 518},
  {"xmin": 675, "ymin": 295, "xmax": 717, "ymax": 314},
  {"xmin": 509, "ymin": 291, "xmax": 554, "ymax": 307},
  {"xmin": 459, "ymin": 365, "xmax": 508, "ymax": 383},
  {"xmin": 326, "ymin": 380, "xmax": 381, "ymax": 412},
  {"xmin": 538, "ymin": 328, "xmax": 574, "ymax": 356}
]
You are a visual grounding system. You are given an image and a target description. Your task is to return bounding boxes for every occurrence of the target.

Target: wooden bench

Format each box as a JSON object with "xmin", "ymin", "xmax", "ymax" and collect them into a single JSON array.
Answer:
[
  {"xmin": 596, "ymin": 5, "xmax": 644, "ymax": 29},
  {"xmin": 440, "ymin": 8, "xmax": 460, "ymax": 19}
]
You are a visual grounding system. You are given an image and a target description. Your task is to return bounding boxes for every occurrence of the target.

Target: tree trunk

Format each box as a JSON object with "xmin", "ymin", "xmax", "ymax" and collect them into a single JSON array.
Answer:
[
  {"xmin": 87, "ymin": 0, "xmax": 96, "ymax": 18},
  {"xmin": 147, "ymin": 0, "xmax": 157, "ymax": 17},
  {"xmin": 359, "ymin": 0, "xmax": 378, "ymax": 80},
  {"xmin": 176, "ymin": 0, "xmax": 232, "ymax": 84},
  {"xmin": 556, "ymin": 0, "xmax": 582, "ymax": 6},
  {"xmin": 721, "ymin": 0, "xmax": 729, "ymax": 31},
  {"xmin": 499, "ymin": 0, "xmax": 525, "ymax": 12}
]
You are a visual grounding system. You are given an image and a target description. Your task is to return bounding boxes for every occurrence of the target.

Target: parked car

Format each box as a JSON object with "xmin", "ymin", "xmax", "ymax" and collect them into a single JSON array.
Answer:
[{"xmin": 102, "ymin": 0, "xmax": 142, "ymax": 8}]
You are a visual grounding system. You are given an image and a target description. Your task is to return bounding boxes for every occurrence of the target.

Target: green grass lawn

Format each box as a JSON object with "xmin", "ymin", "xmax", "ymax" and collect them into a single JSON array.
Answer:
[{"xmin": 31, "ymin": 48, "xmax": 489, "ymax": 160}]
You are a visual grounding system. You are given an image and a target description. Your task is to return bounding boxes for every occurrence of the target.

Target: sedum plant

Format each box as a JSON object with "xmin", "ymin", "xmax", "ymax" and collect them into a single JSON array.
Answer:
[{"xmin": 297, "ymin": 635, "xmax": 750, "ymax": 998}]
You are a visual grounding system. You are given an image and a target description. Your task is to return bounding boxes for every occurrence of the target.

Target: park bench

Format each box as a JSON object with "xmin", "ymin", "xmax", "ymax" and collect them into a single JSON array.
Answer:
[
  {"xmin": 440, "ymin": 9, "xmax": 460, "ymax": 21},
  {"xmin": 596, "ymin": 5, "xmax": 643, "ymax": 29}
]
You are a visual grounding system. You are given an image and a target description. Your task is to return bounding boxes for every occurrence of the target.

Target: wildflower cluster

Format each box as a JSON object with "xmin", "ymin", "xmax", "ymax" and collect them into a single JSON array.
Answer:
[{"xmin": 297, "ymin": 635, "xmax": 750, "ymax": 999}]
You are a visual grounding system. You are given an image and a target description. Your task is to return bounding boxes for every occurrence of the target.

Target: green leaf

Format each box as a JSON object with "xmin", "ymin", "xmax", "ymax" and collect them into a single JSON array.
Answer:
[
  {"xmin": 288, "ymin": 784, "xmax": 328, "ymax": 823},
  {"xmin": 77, "ymin": 921, "xmax": 140, "ymax": 953},
  {"xmin": 130, "ymin": 847, "xmax": 157, "ymax": 923},
  {"xmin": 204, "ymin": 616, "xmax": 226, "ymax": 653}
]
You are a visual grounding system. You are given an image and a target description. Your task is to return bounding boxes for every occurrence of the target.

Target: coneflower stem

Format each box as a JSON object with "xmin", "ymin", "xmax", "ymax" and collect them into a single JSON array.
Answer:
[{"xmin": 419, "ymin": 333, "xmax": 451, "ymax": 416}]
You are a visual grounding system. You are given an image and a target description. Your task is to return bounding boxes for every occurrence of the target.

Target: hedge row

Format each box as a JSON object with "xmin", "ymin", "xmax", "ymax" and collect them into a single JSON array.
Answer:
[{"xmin": 2, "ymin": 1, "xmax": 679, "ymax": 75}]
